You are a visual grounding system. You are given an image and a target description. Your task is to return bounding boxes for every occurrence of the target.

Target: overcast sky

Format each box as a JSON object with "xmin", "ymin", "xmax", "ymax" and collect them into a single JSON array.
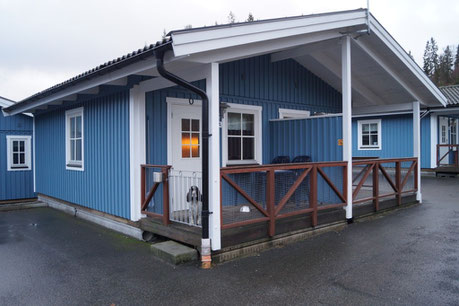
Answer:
[{"xmin": 0, "ymin": 0, "xmax": 458, "ymax": 101}]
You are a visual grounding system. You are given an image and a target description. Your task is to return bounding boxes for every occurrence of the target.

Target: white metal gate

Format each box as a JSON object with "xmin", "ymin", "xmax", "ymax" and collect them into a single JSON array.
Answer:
[{"xmin": 169, "ymin": 170, "xmax": 202, "ymax": 226}]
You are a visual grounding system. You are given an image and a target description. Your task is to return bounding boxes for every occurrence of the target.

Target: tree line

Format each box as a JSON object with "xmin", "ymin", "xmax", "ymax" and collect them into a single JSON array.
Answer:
[{"xmin": 423, "ymin": 38, "xmax": 459, "ymax": 86}]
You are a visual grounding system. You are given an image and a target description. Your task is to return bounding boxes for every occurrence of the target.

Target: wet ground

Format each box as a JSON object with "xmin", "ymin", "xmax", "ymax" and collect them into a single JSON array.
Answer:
[{"xmin": 0, "ymin": 176, "xmax": 458, "ymax": 305}]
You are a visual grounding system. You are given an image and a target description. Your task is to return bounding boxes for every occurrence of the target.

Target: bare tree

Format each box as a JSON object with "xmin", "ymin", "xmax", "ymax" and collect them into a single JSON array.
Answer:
[{"xmin": 228, "ymin": 11, "xmax": 236, "ymax": 24}]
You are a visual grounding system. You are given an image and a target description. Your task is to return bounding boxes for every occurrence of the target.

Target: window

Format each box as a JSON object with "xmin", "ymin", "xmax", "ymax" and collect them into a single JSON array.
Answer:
[
  {"xmin": 65, "ymin": 107, "xmax": 84, "ymax": 170},
  {"xmin": 358, "ymin": 119, "xmax": 381, "ymax": 150},
  {"xmin": 223, "ymin": 104, "xmax": 262, "ymax": 165},
  {"xmin": 181, "ymin": 118, "xmax": 200, "ymax": 158},
  {"xmin": 278, "ymin": 108, "xmax": 310, "ymax": 119},
  {"xmin": 6, "ymin": 135, "xmax": 31, "ymax": 171}
]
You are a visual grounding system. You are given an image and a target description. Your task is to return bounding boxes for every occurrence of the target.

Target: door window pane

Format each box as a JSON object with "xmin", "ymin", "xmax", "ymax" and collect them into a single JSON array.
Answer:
[
  {"xmin": 191, "ymin": 119, "xmax": 199, "ymax": 132},
  {"xmin": 180, "ymin": 119, "xmax": 200, "ymax": 159},
  {"xmin": 182, "ymin": 119, "xmax": 190, "ymax": 131}
]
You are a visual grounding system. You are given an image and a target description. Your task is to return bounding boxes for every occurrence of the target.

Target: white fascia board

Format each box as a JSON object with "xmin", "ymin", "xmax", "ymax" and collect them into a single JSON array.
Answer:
[
  {"xmin": 172, "ymin": 11, "xmax": 367, "ymax": 57},
  {"xmin": 369, "ymin": 16, "xmax": 447, "ymax": 107},
  {"xmin": 0, "ymin": 98, "xmax": 14, "ymax": 108},
  {"xmin": 5, "ymin": 57, "xmax": 158, "ymax": 116}
]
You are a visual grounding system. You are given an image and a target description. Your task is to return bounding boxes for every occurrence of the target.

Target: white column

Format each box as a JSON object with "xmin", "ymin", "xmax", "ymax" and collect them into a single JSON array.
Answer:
[
  {"xmin": 342, "ymin": 35, "xmax": 353, "ymax": 220},
  {"xmin": 430, "ymin": 113, "xmax": 438, "ymax": 169},
  {"xmin": 413, "ymin": 101, "xmax": 422, "ymax": 202},
  {"xmin": 129, "ymin": 85, "xmax": 146, "ymax": 221},
  {"xmin": 206, "ymin": 63, "xmax": 221, "ymax": 250}
]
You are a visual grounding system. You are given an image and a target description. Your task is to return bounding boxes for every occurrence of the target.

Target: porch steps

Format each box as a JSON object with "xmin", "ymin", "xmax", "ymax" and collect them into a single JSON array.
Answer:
[{"xmin": 150, "ymin": 240, "xmax": 198, "ymax": 265}]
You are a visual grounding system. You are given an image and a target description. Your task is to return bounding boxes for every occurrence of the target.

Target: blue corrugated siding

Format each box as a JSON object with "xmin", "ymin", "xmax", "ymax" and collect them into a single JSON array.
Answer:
[
  {"xmin": 146, "ymin": 55, "xmax": 342, "ymax": 166},
  {"xmin": 35, "ymin": 90, "xmax": 130, "ymax": 218},
  {"xmin": 0, "ymin": 111, "xmax": 35, "ymax": 200},
  {"xmin": 352, "ymin": 114, "xmax": 432, "ymax": 169},
  {"xmin": 270, "ymin": 116, "xmax": 343, "ymax": 203}
]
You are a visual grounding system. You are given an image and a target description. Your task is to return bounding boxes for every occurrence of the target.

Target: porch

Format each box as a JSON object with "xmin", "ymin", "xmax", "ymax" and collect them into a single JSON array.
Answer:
[
  {"xmin": 139, "ymin": 157, "xmax": 418, "ymax": 249},
  {"xmin": 435, "ymin": 144, "xmax": 459, "ymax": 176}
]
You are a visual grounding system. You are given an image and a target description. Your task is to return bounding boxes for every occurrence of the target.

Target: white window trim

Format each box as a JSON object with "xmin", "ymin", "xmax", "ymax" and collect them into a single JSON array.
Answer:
[
  {"xmin": 222, "ymin": 103, "xmax": 262, "ymax": 166},
  {"xmin": 358, "ymin": 119, "xmax": 382, "ymax": 151},
  {"xmin": 65, "ymin": 107, "xmax": 84, "ymax": 171},
  {"xmin": 6, "ymin": 135, "xmax": 32, "ymax": 171},
  {"xmin": 278, "ymin": 108, "xmax": 310, "ymax": 119}
]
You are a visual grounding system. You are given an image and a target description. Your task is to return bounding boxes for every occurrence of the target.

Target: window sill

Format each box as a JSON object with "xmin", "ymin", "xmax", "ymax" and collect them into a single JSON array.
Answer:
[
  {"xmin": 7, "ymin": 166, "xmax": 31, "ymax": 171},
  {"xmin": 358, "ymin": 147, "xmax": 381, "ymax": 151},
  {"xmin": 66, "ymin": 163, "xmax": 84, "ymax": 171}
]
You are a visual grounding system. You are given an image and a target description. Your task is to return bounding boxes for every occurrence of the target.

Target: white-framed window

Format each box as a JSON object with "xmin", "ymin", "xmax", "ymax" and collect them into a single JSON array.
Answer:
[
  {"xmin": 6, "ymin": 135, "xmax": 32, "ymax": 171},
  {"xmin": 278, "ymin": 108, "xmax": 310, "ymax": 119},
  {"xmin": 358, "ymin": 119, "xmax": 382, "ymax": 150},
  {"xmin": 222, "ymin": 103, "xmax": 262, "ymax": 166},
  {"xmin": 65, "ymin": 107, "xmax": 84, "ymax": 170}
]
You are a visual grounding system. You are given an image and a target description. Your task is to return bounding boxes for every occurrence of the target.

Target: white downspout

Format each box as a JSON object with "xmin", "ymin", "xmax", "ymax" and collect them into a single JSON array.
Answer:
[{"xmin": 413, "ymin": 101, "xmax": 422, "ymax": 202}]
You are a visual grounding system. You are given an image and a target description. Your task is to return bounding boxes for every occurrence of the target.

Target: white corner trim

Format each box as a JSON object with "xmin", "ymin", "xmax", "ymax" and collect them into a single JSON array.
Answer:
[
  {"xmin": 357, "ymin": 119, "xmax": 382, "ymax": 151},
  {"xmin": 222, "ymin": 102, "xmax": 263, "ymax": 166},
  {"xmin": 6, "ymin": 135, "xmax": 32, "ymax": 171},
  {"xmin": 129, "ymin": 86, "xmax": 146, "ymax": 222},
  {"xmin": 65, "ymin": 107, "xmax": 84, "ymax": 171},
  {"xmin": 278, "ymin": 108, "xmax": 310, "ymax": 119},
  {"xmin": 430, "ymin": 114, "xmax": 438, "ymax": 169},
  {"xmin": 33, "ymin": 117, "xmax": 36, "ymax": 192}
]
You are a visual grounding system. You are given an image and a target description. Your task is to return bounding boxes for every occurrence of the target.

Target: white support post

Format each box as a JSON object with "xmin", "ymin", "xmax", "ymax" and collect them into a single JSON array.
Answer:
[
  {"xmin": 342, "ymin": 35, "xmax": 353, "ymax": 221},
  {"xmin": 129, "ymin": 85, "xmax": 146, "ymax": 221},
  {"xmin": 33, "ymin": 116, "xmax": 36, "ymax": 193},
  {"xmin": 430, "ymin": 113, "xmax": 438, "ymax": 169},
  {"xmin": 206, "ymin": 63, "xmax": 221, "ymax": 251},
  {"xmin": 413, "ymin": 101, "xmax": 422, "ymax": 202}
]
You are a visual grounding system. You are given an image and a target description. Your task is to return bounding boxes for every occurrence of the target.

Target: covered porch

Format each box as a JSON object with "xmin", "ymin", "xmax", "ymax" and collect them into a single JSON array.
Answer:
[{"xmin": 132, "ymin": 11, "xmax": 445, "ymax": 255}]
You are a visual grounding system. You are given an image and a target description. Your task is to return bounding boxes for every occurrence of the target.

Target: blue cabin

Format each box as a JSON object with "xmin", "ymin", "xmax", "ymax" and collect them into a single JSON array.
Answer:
[
  {"xmin": 3, "ymin": 9, "xmax": 447, "ymax": 258},
  {"xmin": 0, "ymin": 97, "xmax": 35, "ymax": 201}
]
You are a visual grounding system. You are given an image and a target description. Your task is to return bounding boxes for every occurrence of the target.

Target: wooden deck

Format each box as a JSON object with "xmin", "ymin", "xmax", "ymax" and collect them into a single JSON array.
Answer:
[{"xmin": 434, "ymin": 166, "xmax": 459, "ymax": 175}]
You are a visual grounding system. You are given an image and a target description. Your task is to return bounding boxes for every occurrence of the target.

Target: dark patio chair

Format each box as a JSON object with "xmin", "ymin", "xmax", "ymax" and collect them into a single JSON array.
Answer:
[{"xmin": 271, "ymin": 155, "xmax": 290, "ymax": 164}]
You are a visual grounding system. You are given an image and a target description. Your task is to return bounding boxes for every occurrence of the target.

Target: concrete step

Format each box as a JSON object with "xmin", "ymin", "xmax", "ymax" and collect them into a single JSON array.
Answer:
[{"xmin": 150, "ymin": 240, "xmax": 198, "ymax": 265}]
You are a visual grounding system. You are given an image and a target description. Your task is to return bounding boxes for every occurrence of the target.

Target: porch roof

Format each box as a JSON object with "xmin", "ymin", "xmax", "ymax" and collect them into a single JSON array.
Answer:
[{"xmin": 4, "ymin": 9, "xmax": 446, "ymax": 116}]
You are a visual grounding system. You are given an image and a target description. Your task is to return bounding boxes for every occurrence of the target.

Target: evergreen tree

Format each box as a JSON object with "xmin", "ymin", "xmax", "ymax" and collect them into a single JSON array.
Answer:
[
  {"xmin": 247, "ymin": 13, "xmax": 255, "ymax": 22},
  {"xmin": 441, "ymin": 46, "xmax": 454, "ymax": 85},
  {"xmin": 228, "ymin": 11, "xmax": 236, "ymax": 24},
  {"xmin": 454, "ymin": 45, "xmax": 459, "ymax": 84},
  {"xmin": 430, "ymin": 38, "xmax": 440, "ymax": 84},
  {"xmin": 423, "ymin": 40, "xmax": 433, "ymax": 76},
  {"xmin": 161, "ymin": 29, "xmax": 167, "ymax": 39},
  {"xmin": 184, "ymin": 24, "xmax": 193, "ymax": 29},
  {"xmin": 455, "ymin": 45, "xmax": 459, "ymax": 69}
]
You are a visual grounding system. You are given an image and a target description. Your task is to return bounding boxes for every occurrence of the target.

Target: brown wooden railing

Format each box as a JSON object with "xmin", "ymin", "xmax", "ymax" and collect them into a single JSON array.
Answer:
[
  {"xmin": 140, "ymin": 164, "xmax": 171, "ymax": 225},
  {"xmin": 352, "ymin": 157, "xmax": 418, "ymax": 210},
  {"xmin": 436, "ymin": 144, "xmax": 459, "ymax": 167},
  {"xmin": 220, "ymin": 161, "xmax": 348, "ymax": 237}
]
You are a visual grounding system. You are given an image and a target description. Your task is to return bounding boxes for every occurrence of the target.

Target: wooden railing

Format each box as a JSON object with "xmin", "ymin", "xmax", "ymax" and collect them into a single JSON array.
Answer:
[
  {"xmin": 352, "ymin": 157, "xmax": 418, "ymax": 210},
  {"xmin": 140, "ymin": 164, "xmax": 171, "ymax": 225},
  {"xmin": 437, "ymin": 144, "xmax": 459, "ymax": 167},
  {"xmin": 220, "ymin": 161, "xmax": 348, "ymax": 237}
]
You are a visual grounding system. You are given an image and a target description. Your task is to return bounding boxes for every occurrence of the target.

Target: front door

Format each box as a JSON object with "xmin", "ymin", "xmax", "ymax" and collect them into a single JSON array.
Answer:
[
  {"xmin": 439, "ymin": 117, "xmax": 449, "ymax": 165},
  {"xmin": 168, "ymin": 101, "xmax": 202, "ymax": 226}
]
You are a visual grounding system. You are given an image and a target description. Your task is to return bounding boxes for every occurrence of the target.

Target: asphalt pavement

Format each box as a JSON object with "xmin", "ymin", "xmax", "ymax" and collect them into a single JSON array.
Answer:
[{"xmin": 0, "ymin": 176, "xmax": 458, "ymax": 305}]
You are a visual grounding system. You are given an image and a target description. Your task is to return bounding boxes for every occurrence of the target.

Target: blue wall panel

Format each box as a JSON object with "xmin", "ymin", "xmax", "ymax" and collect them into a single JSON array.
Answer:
[
  {"xmin": 0, "ymin": 111, "xmax": 35, "ymax": 200},
  {"xmin": 352, "ymin": 114, "xmax": 432, "ymax": 169},
  {"xmin": 270, "ymin": 116, "xmax": 343, "ymax": 204},
  {"xmin": 35, "ymin": 90, "xmax": 131, "ymax": 218}
]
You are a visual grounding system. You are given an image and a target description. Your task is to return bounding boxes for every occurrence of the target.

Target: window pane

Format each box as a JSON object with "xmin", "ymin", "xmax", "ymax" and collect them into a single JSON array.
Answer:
[
  {"xmin": 20, "ymin": 153, "xmax": 25, "ymax": 164},
  {"xmin": 182, "ymin": 146, "xmax": 191, "ymax": 158},
  {"xmin": 75, "ymin": 139, "xmax": 82, "ymax": 161},
  {"xmin": 362, "ymin": 124, "xmax": 369, "ymax": 133},
  {"xmin": 370, "ymin": 135, "xmax": 378, "ymax": 146},
  {"xmin": 70, "ymin": 139, "xmax": 75, "ymax": 160},
  {"xmin": 191, "ymin": 119, "xmax": 199, "ymax": 132},
  {"xmin": 70, "ymin": 117, "xmax": 76, "ymax": 138},
  {"xmin": 76, "ymin": 116, "xmax": 82, "ymax": 138},
  {"xmin": 182, "ymin": 133, "xmax": 190, "ymax": 158},
  {"xmin": 13, "ymin": 141, "xmax": 18, "ymax": 152},
  {"xmin": 13, "ymin": 153, "xmax": 18, "ymax": 164},
  {"xmin": 19, "ymin": 141, "xmax": 25, "ymax": 152},
  {"xmin": 228, "ymin": 137, "xmax": 241, "ymax": 160},
  {"xmin": 362, "ymin": 135, "xmax": 369, "ymax": 146},
  {"xmin": 370, "ymin": 123, "xmax": 378, "ymax": 132},
  {"xmin": 242, "ymin": 114, "xmax": 254, "ymax": 136},
  {"xmin": 191, "ymin": 133, "xmax": 199, "ymax": 145},
  {"xmin": 228, "ymin": 113, "xmax": 241, "ymax": 135},
  {"xmin": 182, "ymin": 119, "xmax": 190, "ymax": 131},
  {"xmin": 191, "ymin": 145, "xmax": 199, "ymax": 158},
  {"xmin": 243, "ymin": 138, "xmax": 254, "ymax": 160}
]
